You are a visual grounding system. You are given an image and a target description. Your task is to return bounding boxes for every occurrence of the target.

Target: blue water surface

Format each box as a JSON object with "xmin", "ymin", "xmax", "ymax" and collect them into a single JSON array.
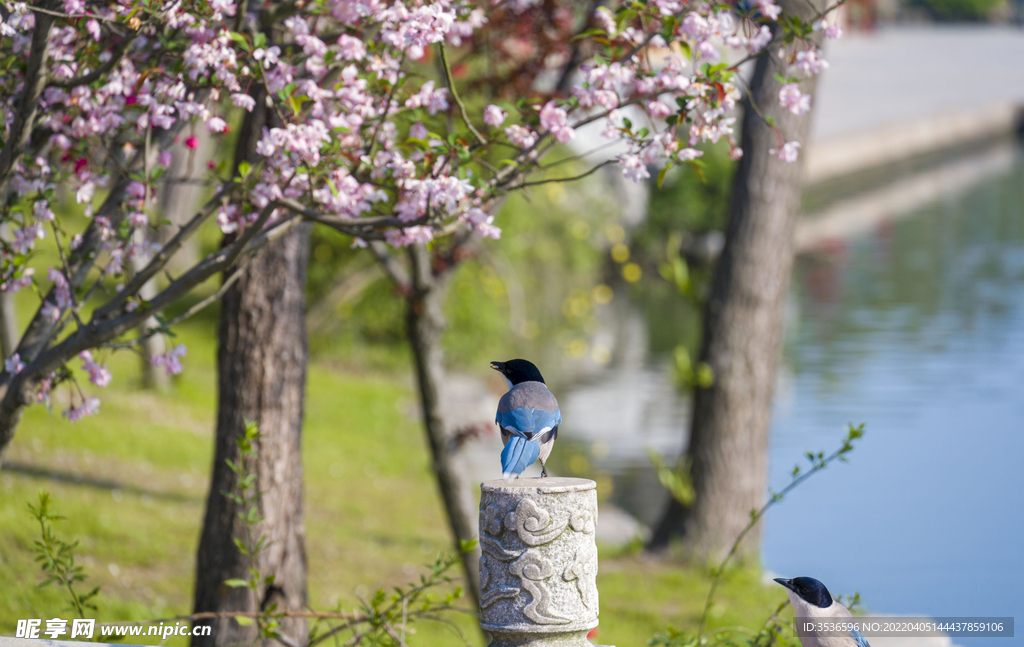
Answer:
[{"xmin": 763, "ymin": 152, "xmax": 1024, "ymax": 643}]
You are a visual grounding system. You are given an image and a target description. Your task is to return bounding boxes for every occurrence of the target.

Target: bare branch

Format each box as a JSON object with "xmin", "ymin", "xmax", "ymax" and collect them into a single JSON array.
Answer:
[
  {"xmin": 100, "ymin": 255, "xmax": 256, "ymax": 351},
  {"xmin": 93, "ymin": 185, "xmax": 232, "ymax": 321},
  {"xmin": 438, "ymin": 44, "xmax": 486, "ymax": 146},
  {"xmin": 508, "ymin": 159, "xmax": 615, "ymax": 190}
]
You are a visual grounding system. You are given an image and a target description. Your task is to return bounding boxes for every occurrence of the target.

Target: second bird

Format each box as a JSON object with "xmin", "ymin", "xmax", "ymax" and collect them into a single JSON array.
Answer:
[{"xmin": 491, "ymin": 359, "xmax": 560, "ymax": 480}]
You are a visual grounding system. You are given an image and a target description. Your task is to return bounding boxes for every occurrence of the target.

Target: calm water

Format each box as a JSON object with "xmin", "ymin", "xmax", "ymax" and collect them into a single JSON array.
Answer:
[
  {"xmin": 765, "ymin": 150, "xmax": 1024, "ymax": 640},
  {"xmin": 558, "ymin": 145, "xmax": 1024, "ymax": 640}
]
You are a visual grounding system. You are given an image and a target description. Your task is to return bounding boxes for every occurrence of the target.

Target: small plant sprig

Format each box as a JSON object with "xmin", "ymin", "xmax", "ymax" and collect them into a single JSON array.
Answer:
[
  {"xmin": 28, "ymin": 489, "xmax": 100, "ymax": 619},
  {"xmin": 222, "ymin": 420, "xmax": 286, "ymax": 646},
  {"xmin": 697, "ymin": 423, "xmax": 865, "ymax": 636},
  {"xmin": 307, "ymin": 551, "xmax": 470, "ymax": 647},
  {"xmin": 650, "ymin": 423, "xmax": 865, "ymax": 647}
]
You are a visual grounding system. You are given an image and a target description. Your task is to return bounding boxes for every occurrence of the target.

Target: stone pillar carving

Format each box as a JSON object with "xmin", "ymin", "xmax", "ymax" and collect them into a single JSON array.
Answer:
[{"xmin": 479, "ymin": 478, "xmax": 605, "ymax": 647}]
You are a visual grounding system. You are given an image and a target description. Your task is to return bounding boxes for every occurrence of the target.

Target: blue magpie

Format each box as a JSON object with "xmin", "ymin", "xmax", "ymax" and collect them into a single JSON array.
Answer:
[
  {"xmin": 490, "ymin": 359, "xmax": 560, "ymax": 480},
  {"xmin": 775, "ymin": 577, "xmax": 870, "ymax": 647}
]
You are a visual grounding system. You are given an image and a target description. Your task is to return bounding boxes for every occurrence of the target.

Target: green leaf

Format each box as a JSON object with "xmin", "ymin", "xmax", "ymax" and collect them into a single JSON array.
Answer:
[
  {"xmin": 226, "ymin": 31, "xmax": 251, "ymax": 51},
  {"xmin": 459, "ymin": 538, "xmax": 478, "ymax": 553},
  {"xmin": 234, "ymin": 616, "xmax": 255, "ymax": 626},
  {"xmin": 224, "ymin": 579, "xmax": 249, "ymax": 588},
  {"xmin": 657, "ymin": 162, "xmax": 674, "ymax": 189}
]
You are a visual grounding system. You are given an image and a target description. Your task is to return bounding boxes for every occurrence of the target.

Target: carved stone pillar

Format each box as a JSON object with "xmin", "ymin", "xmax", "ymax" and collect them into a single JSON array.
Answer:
[{"xmin": 479, "ymin": 478, "xmax": 605, "ymax": 647}]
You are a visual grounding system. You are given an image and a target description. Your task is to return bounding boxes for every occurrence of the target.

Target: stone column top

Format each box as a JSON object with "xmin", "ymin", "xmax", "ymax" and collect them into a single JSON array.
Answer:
[{"xmin": 481, "ymin": 477, "xmax": 596, "ymax": 494}]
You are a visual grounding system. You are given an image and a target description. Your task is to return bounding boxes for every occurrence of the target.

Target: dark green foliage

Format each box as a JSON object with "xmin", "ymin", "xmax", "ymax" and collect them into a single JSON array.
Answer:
[{"xmin": 911, "ymin": 0, "xmax": 1005, "ymax": 20}]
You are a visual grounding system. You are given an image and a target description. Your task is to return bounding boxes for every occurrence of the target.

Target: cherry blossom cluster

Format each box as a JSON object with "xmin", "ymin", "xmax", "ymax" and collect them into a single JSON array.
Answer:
[{"xmin": 0, "ymin": 0, "xmax": 841, "ymax": 425}]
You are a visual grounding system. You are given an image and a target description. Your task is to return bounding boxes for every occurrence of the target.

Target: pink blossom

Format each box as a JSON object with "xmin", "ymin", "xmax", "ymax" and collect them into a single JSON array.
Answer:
[
  {"xmin": 47, "ymin": 268, "xmax": 73, "ymax": 309},
  {"xmin": 79, "ymin": 350, "xmax": 111, "ymax": 387},
  {"xmin": 505, "ymin": 125, "xmax": 537, "ymax": 149},
  {"xmin": 206, "ymin": 117, "xmax": 228, "ymax": 133},
  {"xmin": 253, "ymin": 46, "xmax": 281, "ymax": 68},
  {"xmin": 756, "ymin": 0, "xmax": 782, "ymax": 19},
  {"xmin": 749, "ymin": 26, "xmax": 772, "ymax": 53},
  {"xmin": 409, "ymin": 122, "xmax": 429, "ymax": 140},
  {"xmin": 405, "ymin": 81, "xmax": 449, "ymax": 115},
  {"xmin": 594, "ymin": 7, "xmax": 617, "ymax": 35},
  {"xmin": 539, "ymin": 101, "xmax": 575, "ymax": 143},
  {"xmin": 63, "ymin": 397, "xmax": 100, "ymax": 423},
  {"xmin": 385, "ymin": 225, "xmax": 434, "ymax": 247},
  {"xmin": 231, "ymin": 93, "xmax": 256, "ymax": 112},
  {"xmin": 618, "ymin": 153, "xmax": 650, "ymax": 183},
  {"xmin": 127, "ymin": 181, "xmax": 147, "ymax": 200},
  {"xmin": 76, "ymin": 180, "xmax": 95, "ymax": 205},
  {"xmin": 462, "ymin": 208, "xmax": 501, "ymax": 239},
  {"xmin": 158, "ymin": 150, "xmax": 174, "ymax": 167},
  {"xmin": 12, "ymin": 223, "xmax": 45, "ymax": 254},
  {"xmin": 64, "ymin": 0, "xmax": 86, "ymax": 12},
  {"xmin": 41, "ymin": 301, "xmax": 61, "ymax": 322},
  {"xmin": 769, "ymin": 141, "xmax": 801, "ymax": 163},
  {"xmin": 337, "ymin": 34, "xmax": 366, "ymax": 60},
  {"xmin": 778, "ymin": 83, "xmax": 811, "ymax": 115},
  {"xmin": 151, "ymin": 344, "xmax": 187, "ymax": 376},
  {"xmin": 210, "ymin": 0, "xmax": 236, "ymax": 17},
  {"xmin": 36, "ymin": 377, "xmax": 53, "ymax": 404},
  {"xmin": 678, "ymin": 148, "xmax": 704, "ymax": 161},
  {"xmin": 483, "ymin": 105, "xmax": 506, "ymax": 127},
  {"xmin": 185, "ymin": 136, "xmax": 200, "ymax": 150},
  {"xmin": 825, "ymin": 23, "xmax": 843, "ymax": 39},
  {"xmin": 646, "ymin": 100, "xmax": 672, "ymax": 120},
  {"xmin": 86, "ymin": 19, "xmax": 100, "ymax": 41},
  {"xmin": 5, "ymin": 353, "xmax": 25, "ymax": 376},
  {"xmin": 789, "ymin": 49, "xmax": 829, "ymax": 76}
]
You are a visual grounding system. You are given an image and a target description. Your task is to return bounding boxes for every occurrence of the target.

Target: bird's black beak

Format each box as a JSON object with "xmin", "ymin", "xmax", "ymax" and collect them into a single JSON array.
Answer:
[
  {"xmin": 774, "ymin": 578, "xmax": 796, "ymax": 593},
  {"xmin": 490, "ymin": 361, "xmax": 505, "ymax": 373}
]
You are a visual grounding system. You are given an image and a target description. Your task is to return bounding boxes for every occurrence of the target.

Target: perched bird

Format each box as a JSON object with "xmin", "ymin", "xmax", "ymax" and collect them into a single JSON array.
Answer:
[
  {"xmin": 775, "ymin": 577, "xmax": 870, "ymax": 647},
  {"xmin": 490, "ymin": 359, "xmax": 560, "ymax": 480}
]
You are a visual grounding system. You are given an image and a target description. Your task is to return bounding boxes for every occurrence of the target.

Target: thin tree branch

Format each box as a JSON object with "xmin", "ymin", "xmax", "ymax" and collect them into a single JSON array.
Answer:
[
  {"xmin": 93, "ymin": 186, "xmax": 233, "ymax": 321},
  {"xmin": 508, "ymin": 159, "xmax": 615, "ymax": 190},
  {"xmin": 438, "ymin": 44, "xmax": 486, "ymax": 146},
  {"xmin": 48, "ymin": 32, "xmax": 138, "ymax": 89},
  {"xmin": 100, "ymin": 255, "xmax": 257, "ymax": 351}
]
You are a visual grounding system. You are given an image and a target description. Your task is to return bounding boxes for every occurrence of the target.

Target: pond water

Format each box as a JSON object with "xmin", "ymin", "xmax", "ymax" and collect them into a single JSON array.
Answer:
[{"xmin": 556, "ymin": 143, "xmax": 1024, "ymax": 641}]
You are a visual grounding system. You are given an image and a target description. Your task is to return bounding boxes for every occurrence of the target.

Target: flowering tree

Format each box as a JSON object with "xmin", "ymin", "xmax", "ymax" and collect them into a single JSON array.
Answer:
[{"xmin": 0, "ymin": 0, "xmax": 841, "ymax": 641}]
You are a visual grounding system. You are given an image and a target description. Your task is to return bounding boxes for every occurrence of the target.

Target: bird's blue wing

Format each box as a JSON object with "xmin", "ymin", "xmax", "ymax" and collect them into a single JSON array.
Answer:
[
  {"xmin": 501, "ymin": 434, "xmax": 540, "ymax": 478},
  {"xmin": 496, "ymin": 407, "xmax": 561, "ymax": 437},
  {"xmin": 850, "ymin": 627, "xmax": 870, "ymax": 647}
]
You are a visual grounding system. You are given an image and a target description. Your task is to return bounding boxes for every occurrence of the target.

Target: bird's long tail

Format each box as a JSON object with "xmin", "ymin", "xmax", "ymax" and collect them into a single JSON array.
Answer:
[{"xmin": 501, "ymin": 435, "xmax": 540, "ymax": 480}]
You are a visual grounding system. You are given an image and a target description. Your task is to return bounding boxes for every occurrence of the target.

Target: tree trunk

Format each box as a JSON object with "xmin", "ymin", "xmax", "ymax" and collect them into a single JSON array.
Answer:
[
  {"xmin": 192, "ymin": 87, "xmax": 310, "ymax": 647},
  {"xmin": 405, "ymin": 243, "xmax": 481, "ymax": 609},
  {"xmin": 649, "ymin": 4, "xmax": 824, "ymax": 560}
]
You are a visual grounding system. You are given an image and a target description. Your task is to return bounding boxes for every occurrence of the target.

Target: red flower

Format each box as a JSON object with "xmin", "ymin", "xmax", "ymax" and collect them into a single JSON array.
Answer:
[{"xmin": 185, "ymin": 136, "xmax": 199, "ymax": 150}]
